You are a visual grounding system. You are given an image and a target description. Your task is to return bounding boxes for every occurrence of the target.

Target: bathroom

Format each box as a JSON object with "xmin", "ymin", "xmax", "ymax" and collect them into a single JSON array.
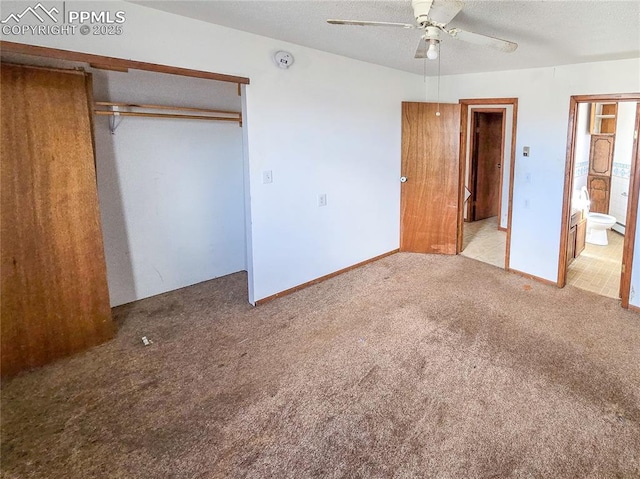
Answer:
[{"xmin": 566, "ymin": 100, "xmax": 638, "ymax": 299}]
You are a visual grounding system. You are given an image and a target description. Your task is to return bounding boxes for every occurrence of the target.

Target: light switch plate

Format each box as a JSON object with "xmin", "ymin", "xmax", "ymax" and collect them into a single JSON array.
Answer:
[{"xmin": 262, "ymin": 170, "xmax": 273, "ymax": 184}]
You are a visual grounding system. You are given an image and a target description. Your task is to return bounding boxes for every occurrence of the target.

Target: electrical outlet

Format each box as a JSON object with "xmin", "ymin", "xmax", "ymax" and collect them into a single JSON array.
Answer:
[
  {"xmin": 262, "ymin": 170, "xmax": 273, "ymax": 184},
  {"xmin": 523, "ymin": 146, "xmax": 530, "ymax": 157},
  {"xmin": 524, "ymin": 198, "xmax": 530, "ymax": 209},
  {"xmin": 318, "ymin": 193, "xmax": 327, "ymax": 207}
]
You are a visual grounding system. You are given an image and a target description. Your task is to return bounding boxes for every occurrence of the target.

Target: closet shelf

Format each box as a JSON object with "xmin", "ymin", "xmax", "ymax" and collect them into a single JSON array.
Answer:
[{"xmin": 94, "ymin": 101, "xmax": 242, "ymax": 131}]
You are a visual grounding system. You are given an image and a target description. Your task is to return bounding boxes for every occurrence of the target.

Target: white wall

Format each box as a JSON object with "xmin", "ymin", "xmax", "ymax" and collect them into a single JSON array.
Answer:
[
  {"xmin": 4, "ymin": 2, "xmax": 639, "ymax": 306},
  {"xmin": 463, "ymin": 104, "xmax": 513, "ymax": 229},
  {"xmin": 1, "ymin": 1, "xmax": 424, "ymax": 303},
  {"xmin": 572, "ymin": 103, "xmax": 591, "ymax": 196},
  {"xmin": 609, "ymin": 102, "xmax": 637, "ymax": 232},
  {"xmin": 92, "ymin": 70, "xmax": 246, "ymax": 306},
  {"xmin": 431, "ymin": 59, "xmax": 640, "ymax": 283}
]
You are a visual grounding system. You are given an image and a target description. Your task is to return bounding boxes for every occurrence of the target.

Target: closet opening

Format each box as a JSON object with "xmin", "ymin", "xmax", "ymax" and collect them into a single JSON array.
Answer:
[{"xmin": 1, "ymin": 47, "xmax": 253, "ymax": 309}]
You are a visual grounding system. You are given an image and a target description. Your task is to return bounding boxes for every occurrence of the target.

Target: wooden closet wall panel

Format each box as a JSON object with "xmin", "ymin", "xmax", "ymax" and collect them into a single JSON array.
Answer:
[
  {"xmin": 587, "ymin": 175, "xmax": 611, "ymax": 214},
  {"xmin": 589, "ymin": 135, "xmax": 614, "ymax": 176},
  {"xmin": 1, "ymin": 64, "xmax": 114, "ymax": 377}
]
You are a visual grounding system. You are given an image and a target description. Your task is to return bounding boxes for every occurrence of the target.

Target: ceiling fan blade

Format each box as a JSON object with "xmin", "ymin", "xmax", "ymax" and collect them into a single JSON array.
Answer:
[
  {"xmin": 428, "ymin": 0, "xmax": 463, "ymax": 25},
  {"xmin": 414, "ymin": 37, "xmax": 428, "ymax": 58},
  {"xmin": 445, "ymin": 28, "xmax": 518, "ymax": 52},
  {"xmin": 327, "ymin": 19, "xmax": 416, "ymax": 29}
]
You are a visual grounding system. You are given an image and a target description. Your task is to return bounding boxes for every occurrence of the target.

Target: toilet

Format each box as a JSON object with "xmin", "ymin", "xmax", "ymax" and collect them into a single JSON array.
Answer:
[
  {"xmin": 586, "ymin": 212, "xmax": 617, "ymax": 245},
  {"xmin": 580, "ymin": 187, "xmax": 616, "ymax": 246}
]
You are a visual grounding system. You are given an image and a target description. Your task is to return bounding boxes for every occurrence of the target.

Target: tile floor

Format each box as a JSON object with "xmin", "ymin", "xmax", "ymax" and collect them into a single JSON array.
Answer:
[
  {"xmin": 566, "ymin": 230, "xmax": 624, "ymax": 299},
  {"xmin": 460, "ymin": 216, "xmax": 506, "ymax": 268},
  {"xmin": 461, "ymin": 217, "xmax": 624, "ymax": 299}
]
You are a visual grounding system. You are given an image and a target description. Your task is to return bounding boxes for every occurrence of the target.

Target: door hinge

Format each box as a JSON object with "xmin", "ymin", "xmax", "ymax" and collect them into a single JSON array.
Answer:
[
  {"xmin": 622, "ymin": 264, "xmax": 626, "ymax": 273},
  {"xmin": 635, "ymin": 130, "xmax": 638, "ymax": 140}
]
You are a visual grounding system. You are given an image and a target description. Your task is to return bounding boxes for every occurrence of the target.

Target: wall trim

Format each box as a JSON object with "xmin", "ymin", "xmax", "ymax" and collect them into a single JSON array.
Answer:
[
  {"xmin": 620, "ymin": 102, "xmax": 640, "ymax": 309},
  {"xmin": 255, "ymin": 249, "xmax": 399, "ymax": 306},
  {"xmin": 0, "ymin": 41, "xmax": 250, "ymax": 85},
  {"xmin": 509, "ymin": 268, "xmax": 558, "ymax": 288}
]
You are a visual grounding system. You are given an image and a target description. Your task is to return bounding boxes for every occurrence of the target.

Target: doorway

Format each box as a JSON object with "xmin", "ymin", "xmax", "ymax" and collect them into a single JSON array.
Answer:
[
  {"xmin": 457, "ymin": 99, "xmax": 518, "ymax": 270},
  {"xmin": 468, "ymin": 111, "xmax": 505, "ymax": 222},
  {"xmin": 559, "ymin": 94, "xmax": 640, "ymax": 309}
]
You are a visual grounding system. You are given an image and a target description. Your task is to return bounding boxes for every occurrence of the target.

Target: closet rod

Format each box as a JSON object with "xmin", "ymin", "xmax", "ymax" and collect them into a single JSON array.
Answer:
[
  {"xmin": 95, "ymin": 101, "xmax": 239, "ymax": 116},
  {"xmin": 94, "ymin": 110, "xmax": 241, "ymax": 122}
]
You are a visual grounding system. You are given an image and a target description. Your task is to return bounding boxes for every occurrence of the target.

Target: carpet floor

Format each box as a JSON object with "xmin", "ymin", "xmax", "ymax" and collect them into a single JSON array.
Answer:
[{"xmin": 1, "ymin": 253, "xmax": 639, "ymax": 478}]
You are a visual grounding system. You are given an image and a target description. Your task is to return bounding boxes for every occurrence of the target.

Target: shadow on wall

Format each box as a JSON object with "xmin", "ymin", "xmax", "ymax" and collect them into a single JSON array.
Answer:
[{"xmin": 92, "ymin": 71, "xmax": 137, "ymax": 306}]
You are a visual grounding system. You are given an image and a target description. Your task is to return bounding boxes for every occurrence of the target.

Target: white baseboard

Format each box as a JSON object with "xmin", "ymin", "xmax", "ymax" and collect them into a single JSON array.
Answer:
[{"xmin": 612, "ymin": 223, "xmax": 626, "ymax": 235}]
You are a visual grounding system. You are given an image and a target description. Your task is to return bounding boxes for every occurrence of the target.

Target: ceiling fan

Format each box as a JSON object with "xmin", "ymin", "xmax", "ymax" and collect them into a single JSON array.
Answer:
[{"xmin": 327, "ymin": 0, "xmax": 517, "ymax": 60}]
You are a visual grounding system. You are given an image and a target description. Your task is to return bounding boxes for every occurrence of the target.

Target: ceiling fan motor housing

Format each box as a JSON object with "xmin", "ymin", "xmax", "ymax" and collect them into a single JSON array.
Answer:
[{"xmin": 424, "ymin": 25, "xmax": 441, "ymax": 41}]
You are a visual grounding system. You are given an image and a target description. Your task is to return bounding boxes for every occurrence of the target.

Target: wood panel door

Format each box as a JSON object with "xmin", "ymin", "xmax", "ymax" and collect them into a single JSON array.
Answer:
[
  {"xmin": 400, "ymin": 102, "xmax": 460, "ymax": 254},
  {"xmin": 472, "ymin": 111, "xmax": 504, "ymax": 221},
  {"xmin": 1, "ymin": 63, "xmax": 114, "ymax": 377},
  {"xmin": 587, "ymin": 175, "xmax": 611, "ymax": 214},
  {"xmin": 589, "ymin": 135, "xmax": 614, "ymax": 176},
  {"xmin": 576, "ymin": 219, "xmax": 587, "ymax": 257},
  {"xmin": 567, "ymin": 226, "xmax": 577, "ymax": 265}
]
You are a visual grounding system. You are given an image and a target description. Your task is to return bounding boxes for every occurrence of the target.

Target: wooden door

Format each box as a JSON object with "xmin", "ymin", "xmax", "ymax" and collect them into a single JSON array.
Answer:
[
  {"xmin": 1, "ymin": 64, "xmax": 114, "ymax": 377},
  {"xmin": 576, "ymin": 219, "xmax": 587, "ymax": 257},
  {"xmin": 472, "ymin": 112, "xmax": 504, "ymax": 220},
  {"xmin": 400, "ymin": 102, "xmax": 460, "ymax": 254},
  {"xmin": 567, "ymin": 226, "xmax": 577, "ymax": 265},
  {"xmin": 589, "ymin": 135, "xmax": 614, "ymax": 176},
  {"xmin": 587, "ymin": 175, "xmax": 611, "ymax": 214}
]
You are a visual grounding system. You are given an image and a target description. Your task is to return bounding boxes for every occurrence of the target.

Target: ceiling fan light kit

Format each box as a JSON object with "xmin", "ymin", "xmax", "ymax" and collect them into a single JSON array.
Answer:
[
  {"xmin": 426, "ymin": 40, "xmax": 439, "ymax": 60},
  {"xmin": 427, "ymin": 40, "xmax": 438, "ymax": 60}
]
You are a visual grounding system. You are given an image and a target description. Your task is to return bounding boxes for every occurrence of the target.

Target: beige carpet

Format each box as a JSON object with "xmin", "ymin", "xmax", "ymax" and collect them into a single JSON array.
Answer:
[{"xmin": 2, "ymin": 253, "xmax": 639, "ymax": 478}]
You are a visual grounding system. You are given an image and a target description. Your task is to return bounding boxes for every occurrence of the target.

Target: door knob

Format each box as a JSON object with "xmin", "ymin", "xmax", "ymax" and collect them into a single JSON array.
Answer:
[{"xmin": 400, "ymin": 176, "xmax": 408, "ymax": 183}]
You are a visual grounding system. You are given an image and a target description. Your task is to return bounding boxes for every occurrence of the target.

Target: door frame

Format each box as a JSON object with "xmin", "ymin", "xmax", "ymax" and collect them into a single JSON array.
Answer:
[
  {"xmin": 467, "ymin": 108, "xmax": 507, "ymax": 224},
  {"xmin": 558, "ymin": 93, "xmax": 640, "ymax": 309},
  {"xmin": 457, "ymin": 98, "xmax": 519, "ymax": 271}
]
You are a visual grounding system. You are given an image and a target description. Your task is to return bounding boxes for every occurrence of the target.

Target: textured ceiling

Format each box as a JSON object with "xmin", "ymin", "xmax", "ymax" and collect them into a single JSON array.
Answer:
[{"xmin": 135, "ymin": 1, "xmax": 640, "ymax": 76}]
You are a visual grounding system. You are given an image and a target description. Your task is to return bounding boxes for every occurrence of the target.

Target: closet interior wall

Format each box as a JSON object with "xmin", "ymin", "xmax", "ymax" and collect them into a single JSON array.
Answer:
[{"xmin": 92, "ymin": 69, "xmax": 246, "ymax": 306}]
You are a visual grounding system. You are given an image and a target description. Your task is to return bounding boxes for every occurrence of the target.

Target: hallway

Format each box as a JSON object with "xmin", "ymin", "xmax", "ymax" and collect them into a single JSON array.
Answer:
[{"xmin": 460, "ymin": 216, "xmax": 506, "ymax": 269}]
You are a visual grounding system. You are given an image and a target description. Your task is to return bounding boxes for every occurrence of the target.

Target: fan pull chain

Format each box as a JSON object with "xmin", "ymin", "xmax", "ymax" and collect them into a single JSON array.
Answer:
[
  {"xmin": 436, "ymin": 41, "xmax": 441, "ymax": 117},
  {"xmin": 423, "ymin": 40, "xmax": 427, "ymax": 84}
]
